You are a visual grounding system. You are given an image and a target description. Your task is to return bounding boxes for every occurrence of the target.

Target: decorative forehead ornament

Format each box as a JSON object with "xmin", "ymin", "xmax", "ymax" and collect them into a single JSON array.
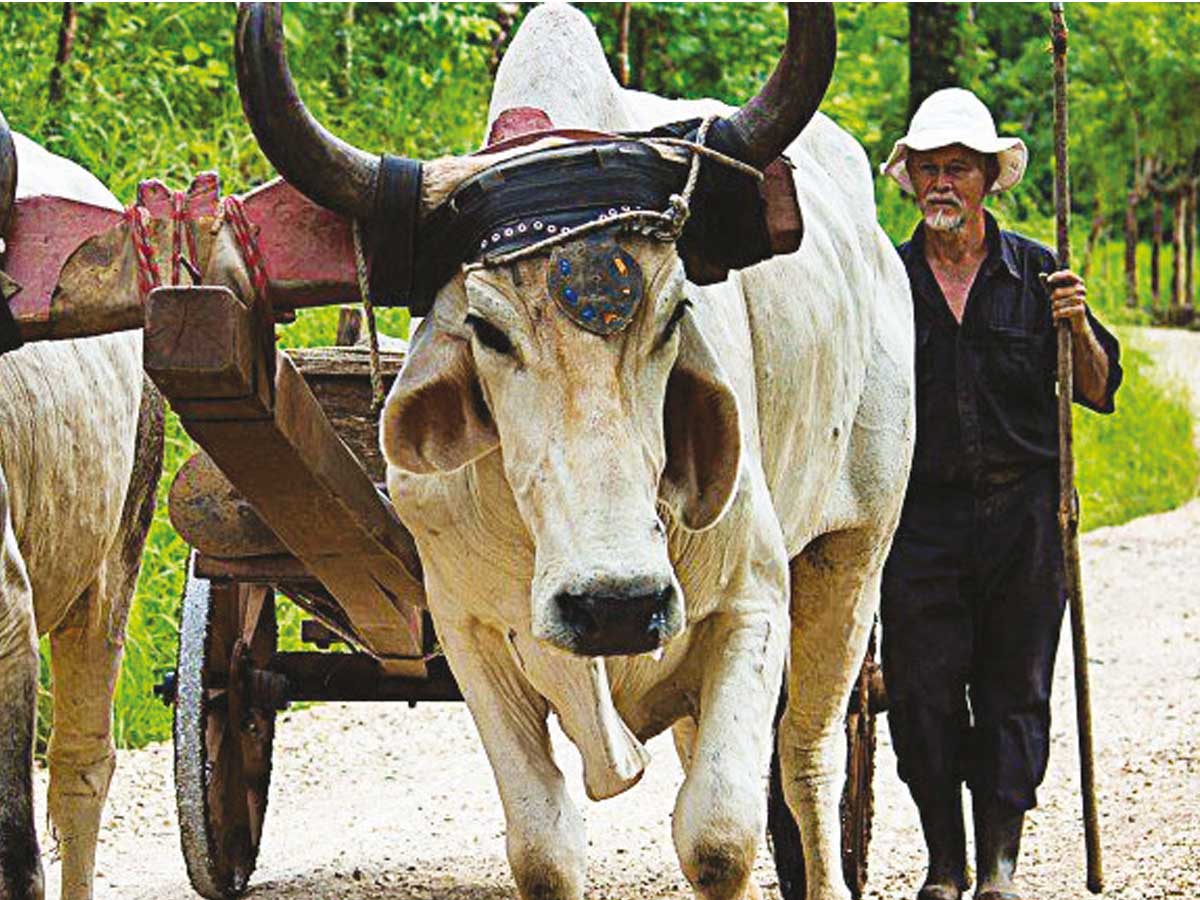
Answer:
[{"xmin": 546, "ymin": 232, "xmax": 644, "ymax": 335}]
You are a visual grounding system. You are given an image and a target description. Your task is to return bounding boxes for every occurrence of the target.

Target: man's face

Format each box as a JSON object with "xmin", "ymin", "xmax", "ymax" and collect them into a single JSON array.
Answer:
[{"xmin": 907, "ymin": 144, "xmax": 991, "ymax": 233}]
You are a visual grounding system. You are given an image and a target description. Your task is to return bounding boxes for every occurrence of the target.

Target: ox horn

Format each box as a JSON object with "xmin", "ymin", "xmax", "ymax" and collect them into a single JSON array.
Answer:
[
  {"xmin": 235, "ymin": 3, "xmax": 381, "ymax": 219},
  {"xmin": 724, "ymin": 2, "xmax": 837, "ymax": 169},
  {"xmin": 0, "ymin": 109, "xmax": 16, "ymax": 239}
]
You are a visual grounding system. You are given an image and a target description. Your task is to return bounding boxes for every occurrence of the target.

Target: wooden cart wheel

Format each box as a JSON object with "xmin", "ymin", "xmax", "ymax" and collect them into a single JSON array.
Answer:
[
  {"xmin": 839, "ymin": 638, "xmax": 877, "ymax": 900},
  {"xmin": 768, "ymin": 635, "xmax": 879, "ymax": 900},
  {"xmin": 174, "ymin": 553, "xmax": 278, "ymax": 899}
]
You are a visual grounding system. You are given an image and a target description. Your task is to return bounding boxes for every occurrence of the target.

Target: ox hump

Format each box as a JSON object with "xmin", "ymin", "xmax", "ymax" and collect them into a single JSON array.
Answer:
[
  {"xmin": 489, "ymin": 3, "xmax": 627, "ymax": 134},
  {"xmin": 13, "ymin": 132, "xmax": 121, "ymax": 211}
]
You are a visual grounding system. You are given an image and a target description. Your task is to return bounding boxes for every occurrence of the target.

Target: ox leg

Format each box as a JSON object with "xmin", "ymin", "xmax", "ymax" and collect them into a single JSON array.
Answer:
[
  {"xmin": 45, "ymin": 569, "xmax": 128, "ymax": 900},
  {"xmin": 439, "ymin": 619, "xmax": 586, "ymax": 900},
  {"xmin": 671, "ymin": 717, "xmax": 699, "ymax": 774},
  {"xmin": 0, "ymin": 489, "xmax": 44, "ymax": 900},
  {"xmin": 673, "ymin": 608, "xmax": 787, "ymax": 900},
  {"xmin": 778, "ymin": 529, "xmax": 882, "ymax": 900},
  {"xmin": 48, "ymin": 377, "xmax": 159, "ymax": 900}
]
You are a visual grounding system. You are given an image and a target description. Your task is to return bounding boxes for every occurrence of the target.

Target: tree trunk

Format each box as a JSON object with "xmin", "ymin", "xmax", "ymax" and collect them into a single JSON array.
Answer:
[
  {"xmin": 1187, "ymin": 181, "xmax": 1196, "ymax": 310},
  {"xmin": 630, "ymin": 13, "xmax": 648, "ymax": 91},
  {"xmin": 488, "ymin": 4, "xmax": 520, "ymax": 77},
  {"xmin": 1081, "ymin": 196, "xmax": 1105, "ymax": 283},
  {"xmin": 1152, "ymin": 192, "xmax": 1163, "ymax": 309},
  {"xmin": 1124, "ymin": 188, "xmax": 1139, "ymax": 309},
  {"xmin": 616, "ymin": 3, "xmax": 632, "ymax": 87},
  {"xmin": 1172, "ymin": 190, "xmax": 1185, "ymax": 312},
  {"xmin": 48, "ymin": 3, "xmax": 78, "ymax": 104},
  {"xmin": 908, "ymin": 4, "xmax": 965, "ymax": 120},
  {"xmin": 334, "ymin": 3, "xmax": 354, "ymax": 99},
  {"xmin": 1099, "ymin": 226, "xmax": 1111, "ymax": 285}
]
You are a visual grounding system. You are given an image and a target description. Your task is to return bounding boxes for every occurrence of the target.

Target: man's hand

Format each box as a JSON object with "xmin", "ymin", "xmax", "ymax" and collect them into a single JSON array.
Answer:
[
  {"xmin": 1047, "ymin": 269, "xmax": 1089, "ymax": 335},
  {"xmin": 1045, "ymin": 269, "xmax": 1111, "ymax": 408}
]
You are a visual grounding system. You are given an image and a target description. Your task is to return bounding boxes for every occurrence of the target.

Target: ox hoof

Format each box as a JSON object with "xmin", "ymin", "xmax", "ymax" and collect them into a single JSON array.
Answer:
[
  {"xmin": 917, "ymin": 884, "xmax": 963, "ymax": 900},
  {"xmin": 511, "ymin": 855, "xmax": 583, "ymax": 900},
  {"xmin": 0, "ymin": 866, "xmax": 44, "ymax": 900},
  {"xmin": 683, "ymin": 841, "xmax": 756, "ymax": 900}
]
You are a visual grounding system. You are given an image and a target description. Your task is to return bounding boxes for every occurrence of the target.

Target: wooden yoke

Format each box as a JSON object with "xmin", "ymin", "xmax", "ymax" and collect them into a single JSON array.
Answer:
[
  {"xmin": 143, "ymin": 281, "xmax": 428, "ymax": 668},
  {"xmin": 3, "ymin": 173, "xmax": 360, "ymax": 341}
]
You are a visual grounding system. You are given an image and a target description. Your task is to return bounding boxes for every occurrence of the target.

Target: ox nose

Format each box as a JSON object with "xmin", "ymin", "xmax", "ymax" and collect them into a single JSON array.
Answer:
[{"xmin": 555, "ymin": 584, "xmax": 675, "ymax": 657}]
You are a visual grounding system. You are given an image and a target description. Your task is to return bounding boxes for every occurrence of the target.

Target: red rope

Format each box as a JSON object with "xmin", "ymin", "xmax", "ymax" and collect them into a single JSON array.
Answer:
[
  {"xmin": 126, "ymin": 187, "xmax": 265, "ymax": 301},
  {"xmin": 184, "ymin": 200, "xmax": 199, "ymax": 274},
  {"xmin": 222, "ymin": 195, "xmax": 270, "ymax": 302},
  {"xmin": 170, "ymin": 191, "xmax": 184, "ymax": 285},
  {"xmin": 124, "ymin": 206, "xmax": 159, "ymax": 298}
]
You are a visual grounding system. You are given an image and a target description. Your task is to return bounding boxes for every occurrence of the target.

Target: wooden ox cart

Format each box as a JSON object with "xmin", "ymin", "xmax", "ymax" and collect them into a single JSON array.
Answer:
[{"xmin": 2, "ymin": 163, "xmax": 885, "ymax": 899}]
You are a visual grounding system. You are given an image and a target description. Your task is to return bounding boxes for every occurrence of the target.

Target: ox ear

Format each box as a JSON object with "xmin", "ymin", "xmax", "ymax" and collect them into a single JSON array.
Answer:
[
  {"xmin": 661, "ymin": 315, "xmax": 742, "ymax": 531},
  {"xmin": 381, "ymin": 300, "xmax": 499, "ymax": 474}
]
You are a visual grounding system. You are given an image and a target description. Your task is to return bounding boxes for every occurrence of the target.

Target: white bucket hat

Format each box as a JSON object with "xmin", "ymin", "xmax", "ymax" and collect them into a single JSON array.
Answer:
[{"xmin": 881, "ymin": 88, "xmax": 1028, "ymax": 195}]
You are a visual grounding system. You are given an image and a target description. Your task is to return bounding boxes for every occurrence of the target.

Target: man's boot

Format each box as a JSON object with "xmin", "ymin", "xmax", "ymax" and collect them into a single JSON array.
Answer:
[
  {"xmin": 914, "ymin": 786, "xmax": 969, "ymax": 900},
  {"xmin": 973, "ymin": 797, "xmax": 1024, "ymax": 900}
]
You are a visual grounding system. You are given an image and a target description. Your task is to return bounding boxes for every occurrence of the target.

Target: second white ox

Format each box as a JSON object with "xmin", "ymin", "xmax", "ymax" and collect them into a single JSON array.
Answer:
[
  {"xmin": 236, "ymin": 4, "xmax": 913, "ymax": 899},
  {"xmin": 0, "ymin": 126, "xmax": 164, "ymax": 900}
]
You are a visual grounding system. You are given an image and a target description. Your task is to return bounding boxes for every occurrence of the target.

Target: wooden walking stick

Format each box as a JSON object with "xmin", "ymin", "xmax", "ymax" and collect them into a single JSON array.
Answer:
[{"xmin": 1049, "ymin": 4, "xmax": 1104, "ymax": 892}]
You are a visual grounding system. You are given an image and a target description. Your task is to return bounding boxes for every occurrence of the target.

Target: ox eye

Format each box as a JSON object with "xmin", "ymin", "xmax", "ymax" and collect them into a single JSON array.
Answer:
[
  {"xmin": 465, "ymin": 314, "xmax": 514, "ymax": 356},
  {"xmin": 657, "ymin": 299, "xmax": 692, "ymax": 348}
]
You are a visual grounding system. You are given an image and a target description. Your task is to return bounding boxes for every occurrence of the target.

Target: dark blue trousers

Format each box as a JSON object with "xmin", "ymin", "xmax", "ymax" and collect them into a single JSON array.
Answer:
[{"xmin": 880, "ymin": 468, "xmax": 1067, "ymax": 812}]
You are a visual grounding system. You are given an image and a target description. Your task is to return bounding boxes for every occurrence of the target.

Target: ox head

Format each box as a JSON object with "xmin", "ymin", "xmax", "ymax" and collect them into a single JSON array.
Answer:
[{"xmin": 235, "ymin": 3, "xmax": 835, "ymax": 657}]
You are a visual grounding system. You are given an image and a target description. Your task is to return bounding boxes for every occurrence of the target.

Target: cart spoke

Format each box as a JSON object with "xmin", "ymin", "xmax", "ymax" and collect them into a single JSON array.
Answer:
[
  {"xmin": 240, "ymin": 584, "xmax": 268, "ymax": 648},
  {"xmin": 204, "ymin": 686, "xmax": 228, "ymax": 707},
  {"xmin": 212, "ymin": 706, "xmax": 253, "ymax": 880}
]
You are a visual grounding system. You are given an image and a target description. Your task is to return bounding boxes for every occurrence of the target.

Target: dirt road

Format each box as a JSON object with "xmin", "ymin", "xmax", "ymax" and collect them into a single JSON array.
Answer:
[{"xmin": 36, "ymin": 329, "xmax": 1200, "ymax": 899}]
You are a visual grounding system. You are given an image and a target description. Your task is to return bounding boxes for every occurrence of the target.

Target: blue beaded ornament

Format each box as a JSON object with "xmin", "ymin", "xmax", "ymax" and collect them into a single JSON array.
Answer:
[{"xmin": 546, "ymin": 232, "xmax": 643, "ymax": 336}]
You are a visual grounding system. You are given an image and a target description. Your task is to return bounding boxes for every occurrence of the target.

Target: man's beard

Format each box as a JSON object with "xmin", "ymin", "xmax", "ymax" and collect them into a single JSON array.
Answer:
[{"xmin": 923, "ymin": 203, "xmax": 966, "ymax": 232}]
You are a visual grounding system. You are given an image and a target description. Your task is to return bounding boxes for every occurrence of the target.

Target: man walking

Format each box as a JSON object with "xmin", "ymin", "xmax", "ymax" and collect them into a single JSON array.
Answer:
[{"xmin": 879, "ymin": 88, "xmax": 1123, "ymax": 900}]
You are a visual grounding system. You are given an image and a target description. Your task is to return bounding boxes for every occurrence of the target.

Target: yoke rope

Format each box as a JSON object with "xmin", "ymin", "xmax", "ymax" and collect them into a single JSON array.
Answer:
[{"xmin": 352, "ymin": 219, "xmax": 386, "ymax": 415}]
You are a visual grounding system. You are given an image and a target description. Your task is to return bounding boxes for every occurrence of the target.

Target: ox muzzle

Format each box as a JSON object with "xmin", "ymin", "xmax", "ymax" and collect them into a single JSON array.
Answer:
[{"xmin": 554, "ymin": 579, "xmax": 677, "ymax": 657}]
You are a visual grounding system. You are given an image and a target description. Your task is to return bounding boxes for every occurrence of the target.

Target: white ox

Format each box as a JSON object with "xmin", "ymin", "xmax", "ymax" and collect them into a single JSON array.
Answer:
[
  {"xmin": 235, "ymin": 4, "xmax": 913, "ymax": 899},
  {"xmin": 0, "ymin": 131, "xmax": 163, "ymax": 900}
]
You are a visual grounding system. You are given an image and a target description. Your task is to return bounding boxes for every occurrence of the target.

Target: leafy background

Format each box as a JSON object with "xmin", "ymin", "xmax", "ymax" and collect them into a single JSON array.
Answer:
[{"xmin": 0, "ymin": 3, "xmax": 1195, "ymax": 750}]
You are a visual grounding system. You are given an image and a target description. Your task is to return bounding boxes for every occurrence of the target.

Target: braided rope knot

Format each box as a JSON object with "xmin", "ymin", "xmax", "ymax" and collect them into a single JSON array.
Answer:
[{"xmin": 654, "ymin": 193, "xmax": 691, "ymax": 241}]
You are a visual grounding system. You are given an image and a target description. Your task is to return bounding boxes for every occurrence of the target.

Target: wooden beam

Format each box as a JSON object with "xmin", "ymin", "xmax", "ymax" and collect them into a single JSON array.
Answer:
[
  {"xmin": 268, "ymin": 652, "xmax": 460, "ymax": 702},
  {"xmin": 194, "ymin": 552, "xmax": 314, "ymax": 584},
  {"xmin": 289, "ymin": 344, "xmax": 405, "ymax": 482},
  {"xmin": 144, "ymin": 285, "xmax": 262, "ymax": 403},
  {"xmin": 147, "ymin": 286, "xmax": 427, "ymax": 663}
]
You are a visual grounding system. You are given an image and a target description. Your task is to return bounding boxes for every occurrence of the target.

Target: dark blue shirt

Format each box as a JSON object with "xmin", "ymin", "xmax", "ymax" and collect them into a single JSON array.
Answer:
[{"xmin": 898, "ymin": 213, "xmax": 1123, "ymax": 492}]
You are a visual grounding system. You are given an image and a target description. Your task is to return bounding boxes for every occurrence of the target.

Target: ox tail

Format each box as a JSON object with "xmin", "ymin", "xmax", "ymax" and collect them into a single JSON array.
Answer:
[{"xmin": 112, "ymin": 376, "xmax": 166, "ymax": 617}]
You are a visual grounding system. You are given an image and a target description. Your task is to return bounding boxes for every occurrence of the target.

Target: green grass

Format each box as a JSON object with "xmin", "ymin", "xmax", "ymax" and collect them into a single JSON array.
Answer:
[
  {"xmin": 33, "ymin": 253, "xmax": 1200, "ymax": 755},
  {"xmin": 1076, "ymin": 333, "xmax": 1199, "ymax": 531}
]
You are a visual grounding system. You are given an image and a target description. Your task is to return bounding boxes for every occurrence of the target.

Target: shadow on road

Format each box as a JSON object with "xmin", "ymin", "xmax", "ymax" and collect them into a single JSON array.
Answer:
[{"xmin": 247, "ymin": 864, "xmax": 514, "ymax": 900}]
